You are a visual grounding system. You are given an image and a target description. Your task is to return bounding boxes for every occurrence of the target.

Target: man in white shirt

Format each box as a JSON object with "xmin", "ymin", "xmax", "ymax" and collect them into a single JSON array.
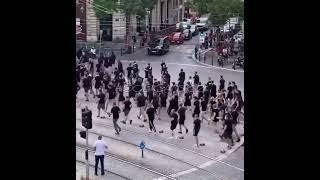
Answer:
[{"xmin": 94, "ymin": 136, "xmax": 107, "ymax": 176}]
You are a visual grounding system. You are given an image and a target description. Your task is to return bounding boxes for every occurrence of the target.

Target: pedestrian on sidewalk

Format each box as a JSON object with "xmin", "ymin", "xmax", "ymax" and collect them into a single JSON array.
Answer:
[
  {"xmin": 121, "ymin": 96, "xmax": 132, "ymax": 124},
  {"xmin": 146, "ymin": 103, "xmax": 157, "ymax": 133},
  {"xmin": 97, "ymin": 89, "xmax": 106, "ymax": 118},
  {"xmin": 94, "ymin": 136, "xmax": 107, "ymax": 176},
  {"xmin": 170, "ymin": 109, "xmax": 179, "ymax": 138},
  {"xmin": 108, "ymin": 102, "xmax": 121, "ymax": 135},
  {"xmin": 178, "ymin": 103, "xmax": 189, "ymax": 134},
  {"xmin": 193, "ymin": 114, "xmax": 202, "ymax": 148}
]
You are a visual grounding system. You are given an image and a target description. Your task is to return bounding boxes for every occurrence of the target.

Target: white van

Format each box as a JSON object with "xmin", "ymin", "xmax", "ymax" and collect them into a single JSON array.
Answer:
[{"xmin": 196, "ymin": 17, "xmax": 209, "ymax": 31}]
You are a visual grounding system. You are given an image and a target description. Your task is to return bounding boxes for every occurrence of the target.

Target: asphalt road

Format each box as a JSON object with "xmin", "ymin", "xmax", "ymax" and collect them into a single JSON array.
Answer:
[{"xmin": 76, "ymin": 31, "xmax": 244, "ymax": 180}]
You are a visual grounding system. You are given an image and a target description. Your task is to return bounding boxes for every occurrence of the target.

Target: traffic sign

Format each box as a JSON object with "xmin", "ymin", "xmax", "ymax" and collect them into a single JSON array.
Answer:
[{"xmin": 139, "ymin": 141, "xmax": 145, "ymax": 150}]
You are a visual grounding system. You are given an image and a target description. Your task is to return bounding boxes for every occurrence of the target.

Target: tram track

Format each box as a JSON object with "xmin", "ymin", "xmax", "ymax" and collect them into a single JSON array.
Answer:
[
  {"xmin": 76, "ymin": 118, "xmax": 244, "ymax": 172},
  {"xmin": 76, "ymin": 144, "xmax": 177, "ymax": 180},
  {"xmin": 76, "ymin": 127, "xmax": 230, "ymax": 180}
]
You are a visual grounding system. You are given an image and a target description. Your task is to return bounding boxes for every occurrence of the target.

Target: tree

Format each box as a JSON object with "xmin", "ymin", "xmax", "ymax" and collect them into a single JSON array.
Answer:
[
  {"xmin": 92, "ymin": 0, "xmax": 157, "ymax": 34},
  {"xmin": 208, "ymin": 0, "xmax": 244, "ymax": 26},
  {"xmin": 191, "ymin": 0, "xmax": 211, "ymax": 17}
]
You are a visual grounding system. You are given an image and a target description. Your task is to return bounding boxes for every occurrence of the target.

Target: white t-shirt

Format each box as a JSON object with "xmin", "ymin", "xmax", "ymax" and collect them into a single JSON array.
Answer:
[{"xmin": 94, "ymin": 140, "xmax": 107, "ymax": 156}]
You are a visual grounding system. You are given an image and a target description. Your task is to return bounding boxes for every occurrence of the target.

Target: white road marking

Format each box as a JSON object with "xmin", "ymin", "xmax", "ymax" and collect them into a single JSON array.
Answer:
[
  {"xmin": 153, "ymin": 138, "xmax": 244, "ymax": 180},
  {"xmin": 120, "ymin": 60, "xmax": 244, "ymax": 73}
]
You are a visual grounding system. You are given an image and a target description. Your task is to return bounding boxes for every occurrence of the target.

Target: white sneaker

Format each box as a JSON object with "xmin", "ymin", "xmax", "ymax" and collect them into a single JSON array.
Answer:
[{"xmin": 148, "ymin": 130, "xmax": 152, "ymax": 133}]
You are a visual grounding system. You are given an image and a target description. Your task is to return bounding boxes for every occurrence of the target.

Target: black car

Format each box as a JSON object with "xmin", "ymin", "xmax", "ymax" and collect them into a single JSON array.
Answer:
[{"xmin": 147, "ymin": 36, "xmax": 170, "ymax": 55}]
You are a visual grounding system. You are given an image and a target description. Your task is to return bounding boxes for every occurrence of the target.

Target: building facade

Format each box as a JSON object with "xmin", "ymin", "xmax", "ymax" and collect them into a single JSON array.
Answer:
[
  {"xmin": 81, "ymin": 0, "xmax": 185, "ymax": 42},
  {"xmin": 76, "ymin": 0, "xmax": 87, "ymax": 41}
]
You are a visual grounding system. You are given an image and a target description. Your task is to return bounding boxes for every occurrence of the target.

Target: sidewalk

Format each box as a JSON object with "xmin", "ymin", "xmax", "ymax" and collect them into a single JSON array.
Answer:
[
  {"xmin": 192, "ymin": 47, "xmax": 244, "ymax": 71},
  {"xmin": 77, "ymin": 36, "xmax": 146, "ymax": 57}
]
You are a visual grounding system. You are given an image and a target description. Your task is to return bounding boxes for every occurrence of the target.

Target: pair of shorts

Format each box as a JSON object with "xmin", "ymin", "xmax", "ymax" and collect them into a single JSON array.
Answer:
[
  {"xmin": 123, "ymin": 109, "xmax": 130, "ymax": 116},
  {"xmin": 193, "ymin": 127, "xmax": 200, "ymax": 136},
  {"xmin": 170, "ymin": 121, "xmax": 178, "ymax": 130},
  {"xmin": 84, "ymin": 87, "xmax": 89, "ymax": 93},
  {"xmin": 179, "ymin": 116, "xmax": 185, "ymax": 125},
  {"xmin": 97, "ymin": 103, "xmax": 105, "ymax": 109}
]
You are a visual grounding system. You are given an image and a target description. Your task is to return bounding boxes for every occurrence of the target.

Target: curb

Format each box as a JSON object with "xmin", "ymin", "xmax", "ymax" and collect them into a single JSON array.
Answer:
[{"xmin": 191, "ymin": 50, "xmax": 244, "ymax": 73}]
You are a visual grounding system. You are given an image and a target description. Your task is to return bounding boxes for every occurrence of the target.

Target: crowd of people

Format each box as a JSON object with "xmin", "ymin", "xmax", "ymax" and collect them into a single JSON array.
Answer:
[{"xmin": 76, "ymin": 49, "xmax": 244, "ymax": 150}]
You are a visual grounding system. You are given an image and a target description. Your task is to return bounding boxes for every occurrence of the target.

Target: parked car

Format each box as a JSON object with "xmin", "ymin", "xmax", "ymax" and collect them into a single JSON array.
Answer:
[
  {"xmin": 183, "ymin": 29, "xmax": 192, "ymax": 40},
  {"xmin": 183, "ymin": 18, "xmax": 196, "ymax": 25},
  {"xmin": 168, "ymin": 32, "xmax": 184, "ymax": 44},
  {"xmin": 196, "ymin": 17, "xmax": 209, "ymax": 31},
  {"xmin": 176, "ymin": 22, "xmax": 191, "ymax": 31},
  {"xmin": 147, "ymin": 36, "xmax": 170, "ymax": 55},
  {"xmin": 190, "ymin": 25, "xmax": 199, "ymax": 36}
]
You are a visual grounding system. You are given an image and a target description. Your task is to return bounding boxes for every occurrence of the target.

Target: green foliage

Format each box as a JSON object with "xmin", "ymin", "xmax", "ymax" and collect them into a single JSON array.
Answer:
[
  {"xmin": 93, "ymin": 0, "xmax": 157, "ymax": 19},
  {"xmin": 208, "ymin": 0, "xmax": 244, "ymax": 26}
]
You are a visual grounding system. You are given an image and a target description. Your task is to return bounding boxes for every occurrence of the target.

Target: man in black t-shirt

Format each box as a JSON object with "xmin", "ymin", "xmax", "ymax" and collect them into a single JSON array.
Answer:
[
  {"xmin": 170, "ymin": 109, "xmax": 179, "ymax": 138},
  {"xmin": 82, "ymin": 74, "xmax": 91, "ymax": 101},
  {"xmin": 136, "ymin": 91, "xmax": 147, "ymax": 122},
  {"xmin": 109, "ymin": 102, "xmax": 121, "ymax": 135},
  {"xmin": 97, "ymin": 89, "xmax": 106, "ymax": 118},
  {"xmin": 193, "ymin": 72, "xmax": 200, "ymax": 94},
  {"xmin": 219, "ymin": 75, "xmax": 225, "ymax": 91},
  {"xmin": 178, "ymin": 104, "xmax": 188, "ymax": 134},
  {"xmin": 178, "ymin": 69, "xmax": 185, "ymax": 83},
  {"xmin": 210, "ymin": 80, "xmax": 217, "ymax": 98},
  {"xmin": 121, "ymin": 97, "xmax": 132, "ymax": 124},
  {"xmin": 146, "ymin": 104, "xmax": 157, "ymax": 133},
  {"xmin": 127, "ymin": 63, "xmax": 133, "ymax": 84}
]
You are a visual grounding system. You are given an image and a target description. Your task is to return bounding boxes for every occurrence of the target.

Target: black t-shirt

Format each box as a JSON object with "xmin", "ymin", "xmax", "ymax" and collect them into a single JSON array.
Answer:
[
  {"xmin": 178, "ymin": 107, "xmax": 186, "ymax": 118},
  {"xmin": 127, "ymin": 66, "xmax": 132, "ymax": 76},
  {"xmin": 111, "ymin": 106, "xmax": 121, "ymax": 119},
  {"xmin": 193, "ymin": 75, "xmax": 199, "ymax": 84},
  {"xmin": 98, "ymin": 93, "xmax": 106, "ymax": 104},
  {"xmin": 108, "ymin": 86, "xmax": 116, "ymax": 99},
  {"xmin": 201, "ymin": 100, "xmax": 207, "ymax": 111},
  {"xmin": 194, "ymin": 118, "xmax": 201, "ymax": 129},
  {"xmin": 146, "ymin": 107, "xmax": 156, "ymax": 120},
  {"xmin": 83, "ymin": 77, "xmax": 91, "ymax": 88},
  {"xmin": 123, "ymin": 100, "xmax": 132, "ymax": 110},
  {"xmin": 179, "ymin": 72, "xmax": 185, "ymax": 81},
  {"xmin": 220, "ymin": 79, "xmax": 225, "ymax": 87},
  {"xmin": 137, "ymin": 95, "xmax": 146, "ymax": 107}
]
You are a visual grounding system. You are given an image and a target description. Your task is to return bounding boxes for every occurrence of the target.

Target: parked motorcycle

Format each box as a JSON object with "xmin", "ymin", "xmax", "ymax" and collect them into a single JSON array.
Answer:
[{"xmin": 232, "ymin": 57, "xmax": 244, "ymax": 70}]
